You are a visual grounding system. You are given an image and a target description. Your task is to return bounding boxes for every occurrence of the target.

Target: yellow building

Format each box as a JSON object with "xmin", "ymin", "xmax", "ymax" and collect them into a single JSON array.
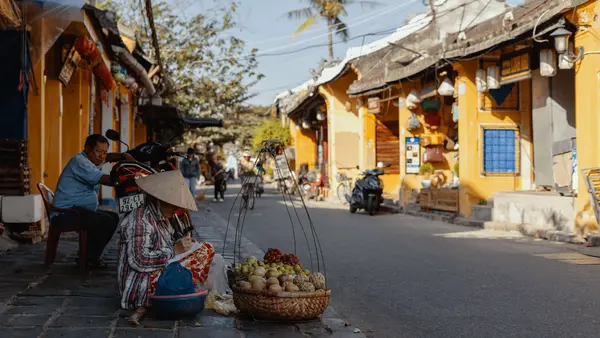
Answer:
[{"xmin": 1, "ymin": 3, "xmax": 158, "ymax": 236}]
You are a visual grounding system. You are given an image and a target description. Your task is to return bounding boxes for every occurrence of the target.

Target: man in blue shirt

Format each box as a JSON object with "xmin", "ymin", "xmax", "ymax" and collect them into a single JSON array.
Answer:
[{"xmin": 52, "ymin": 134, "xmax": 133, "ymax": 268}]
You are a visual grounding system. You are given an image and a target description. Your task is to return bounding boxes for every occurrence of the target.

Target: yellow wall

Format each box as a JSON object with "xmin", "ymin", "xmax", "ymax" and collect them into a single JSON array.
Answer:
[
  {"xmin": 295, "ymin": 128, "xmax": 317, "ymax": 169},
  {"xmin": 62, "ymin": 70, "xmax": 83, "ymax": 166},
  {"xmin": 80, "ymin": 70, "xmax": 91, "ymax": 145},
  {"xmin": 453, "ymin": 59, "xmax": 533, "ymax": 216},
  {"xmin": 398, "ymin": 82, "xmax": 457, "ymax": 196},
  {"xmin": 320, "ymin": 71, "xmax": 361, "ymax": 191},
  {"xmin": 44, "ymin": 78, "xmax": 62, "ymax": 191},
  {"xmin": 573, "ymin": 0, "xmax": 600, "ymax": 230}
]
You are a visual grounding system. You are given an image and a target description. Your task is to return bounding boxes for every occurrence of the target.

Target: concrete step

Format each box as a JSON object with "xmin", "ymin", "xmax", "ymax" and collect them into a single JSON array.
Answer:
[{"xmin": 471, "ymin": 205, "xmax": 493, "ymax": 222}]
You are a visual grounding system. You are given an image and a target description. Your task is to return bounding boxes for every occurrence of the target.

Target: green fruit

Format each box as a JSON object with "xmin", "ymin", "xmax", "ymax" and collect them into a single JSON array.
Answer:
[
  {"xmin": 258, "ymin": 261, "xmax": 265, "ymax": 267},
  {"xmin": 252, "ymin": 262, "xmax": 258, "ymax": 268},
  {"xmin": 303, "ymin": 269, "xmax": 310, "ymax": 276},
  {"xmin": 246, "ymin": 256, "xmax": 258, "ymax": 264}
]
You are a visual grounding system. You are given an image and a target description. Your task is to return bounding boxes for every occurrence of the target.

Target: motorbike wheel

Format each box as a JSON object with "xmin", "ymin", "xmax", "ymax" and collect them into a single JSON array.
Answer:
[
  {"xmin": 367, "ymin": 195, "xmax": 377, "ymax": 216},
  {"xmin": 248, "ymin": 190, "xmax": 255, "ymax": 210},
  {"xmin": 349, "ymin": 204, "xmax": 357, "ymax": 213}
]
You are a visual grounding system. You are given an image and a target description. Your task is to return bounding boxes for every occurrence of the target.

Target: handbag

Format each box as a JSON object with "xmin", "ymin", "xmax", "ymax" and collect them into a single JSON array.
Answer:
[
  {"xmin": 423, "ymin": 146, "xmax": 445, "ymax": 163},
  {"xmin": 424, "ymin": 114, "xmax": 441, "ymax": 129}
]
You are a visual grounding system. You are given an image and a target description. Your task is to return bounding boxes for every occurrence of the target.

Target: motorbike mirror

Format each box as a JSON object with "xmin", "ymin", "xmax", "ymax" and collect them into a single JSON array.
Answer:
[
  {"xmin": 105, "ymin": 129, "xmax": 130, "ymax": 151},
  {"xmin": 105, "ymin": 129, "xmax": 121, "ymax": 142}
]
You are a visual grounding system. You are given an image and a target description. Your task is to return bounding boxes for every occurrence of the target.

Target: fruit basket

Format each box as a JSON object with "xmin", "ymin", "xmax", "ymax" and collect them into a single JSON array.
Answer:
[{"xmin": 223, "ymin": 140, "xmax": 329, "ymax": 321}]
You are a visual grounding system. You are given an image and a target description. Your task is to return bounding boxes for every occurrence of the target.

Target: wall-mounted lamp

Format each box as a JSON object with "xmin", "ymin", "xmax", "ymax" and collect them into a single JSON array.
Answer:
[
  {"xmin": 316, "ymin": 112, "xmax": 325, "ymax": 121},
  {"xmin": 302, "ymin": 121, "xmax": 310, "ymax": 129},
  {"xmin": 551, "ymin": 27, "xmax": 584, "ymax": 65},
  {"xmin": 550, "ymin": 28, "xmax": 572, "ymax": 54},
  {"xmin": 296, "ymin": 124, "xmax": 301, "ymax": 130}
]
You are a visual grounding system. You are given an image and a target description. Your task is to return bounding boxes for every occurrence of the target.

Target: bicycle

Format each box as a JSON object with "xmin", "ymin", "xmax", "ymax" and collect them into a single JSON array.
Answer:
[
  {"xmin": 336, "ymin": 172, "xmax": 352, "ymax": 204},
  {"xmin": 241, "ymin": 181, "xmax": 255, "ymax": 210}
]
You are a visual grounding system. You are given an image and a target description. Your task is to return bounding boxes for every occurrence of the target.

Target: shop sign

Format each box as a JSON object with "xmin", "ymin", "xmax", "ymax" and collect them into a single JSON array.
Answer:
[
  {"xmin": 405, "ymin": 137, "xmax": 421, "ymax": 174},
  {"xmin": 368, "ymin": 97, "xmax": 380, "ymax": 114},
  {"xmin": 500, "ymin": 52, "xmax": 531, "ymax": 84},
  {"xmin": 58, "ymin": 46, "xmax": 81, "ymax": 86}
]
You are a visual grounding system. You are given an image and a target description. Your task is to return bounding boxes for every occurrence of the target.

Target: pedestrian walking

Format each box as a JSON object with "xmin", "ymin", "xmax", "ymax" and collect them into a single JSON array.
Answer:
[
  {"xmin": 180, "ymin": 148, "xmax": 201, "ymax": 197},
  {"xmin": 210, "ymin": 153, "xmax": 225, "ymax": 202}
]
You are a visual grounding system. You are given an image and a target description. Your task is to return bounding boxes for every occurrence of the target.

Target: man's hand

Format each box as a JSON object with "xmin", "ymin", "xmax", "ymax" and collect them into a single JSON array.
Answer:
[{"xmin": 174, "ymin": 237, "xmax": 193, "ymax": 254}]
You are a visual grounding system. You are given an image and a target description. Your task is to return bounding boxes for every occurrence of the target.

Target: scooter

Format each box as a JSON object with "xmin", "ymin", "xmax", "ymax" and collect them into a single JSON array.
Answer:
[
  {"xmin": 299, "ymin": 169, "xmax": 324, "ymax": 201},
  {"xmin": 346, "ymin": 163, "xmax": 388, "ymax": 216},
  {"xmin": 105, "ymin": 117, "xmax": 223, "ymax": 237}
]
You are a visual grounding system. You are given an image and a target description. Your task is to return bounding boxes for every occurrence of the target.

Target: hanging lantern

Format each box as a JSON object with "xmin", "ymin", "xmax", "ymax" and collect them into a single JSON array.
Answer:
[
  {"xmin": 476, "ymin": 69, "xmax": 488, "ymax": 92},
  {"xmin": 487, "ymin": 66, "xmax": 500, "ymax": 89},
  {"xmin": 540, "ymin": 49, "xmax": 557, "ymax": 77},
  {"xmin": 295, "ymin": 124, "xmax": 301, "ymax": 130},
  {"xmin": 316, "ymin": 112, "xmax": 325, "ymax": 121},
  {"xmin": 437, "ymin": 77, "xmax": 455, "ymax": 96},
  {"xmin": 111, "ymin": 62, "xmax": 121, "ymax": 74},
  {"xmin": 406, "ymin": 89, "xmax": 421, "ymax": 104},
  {"xmin": 114, "ymin": 72, "xmax": 125, "ymax": 83},
  {"xmin": 123, "ymin": 76, "xmax": 136, "ymax": 87},
  {"xmin": 302, "ymin": 121, "xmax": 310, "ymax": 129}
]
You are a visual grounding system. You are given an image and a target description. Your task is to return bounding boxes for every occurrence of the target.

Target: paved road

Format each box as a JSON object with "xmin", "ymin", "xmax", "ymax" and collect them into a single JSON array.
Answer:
[{"xmin": 202, "ymin": 183, "xmax": 600, "ymax": 338}]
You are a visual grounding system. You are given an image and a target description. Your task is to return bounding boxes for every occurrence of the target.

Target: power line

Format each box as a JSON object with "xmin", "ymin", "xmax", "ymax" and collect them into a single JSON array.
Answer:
[{"xmin": 241, "ymin": 1, "xmax": 409, "ymax": 46}]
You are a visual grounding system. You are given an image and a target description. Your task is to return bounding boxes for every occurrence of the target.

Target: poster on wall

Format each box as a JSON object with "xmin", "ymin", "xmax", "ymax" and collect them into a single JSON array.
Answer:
[{"xmin": 405, "ymin": 137, "xmax": 421, "ymax": 174}]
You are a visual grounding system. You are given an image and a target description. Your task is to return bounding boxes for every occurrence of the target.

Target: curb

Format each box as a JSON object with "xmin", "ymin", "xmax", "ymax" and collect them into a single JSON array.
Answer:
[{"xmin": 396, "ymin": 205, "xmax": 590, "ymax": 247}]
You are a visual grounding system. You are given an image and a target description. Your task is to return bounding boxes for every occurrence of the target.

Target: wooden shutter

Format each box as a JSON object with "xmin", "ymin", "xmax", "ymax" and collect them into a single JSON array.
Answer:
[{"xmin": 376, "ymin": 121, "xmax": 400, "ymax": 174}]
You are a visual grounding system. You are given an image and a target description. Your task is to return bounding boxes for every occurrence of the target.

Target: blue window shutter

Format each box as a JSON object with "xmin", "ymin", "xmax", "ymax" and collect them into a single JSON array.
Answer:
[{"xmin": 483, "ymin": 129, "xmax": 517, "ymax": 174}]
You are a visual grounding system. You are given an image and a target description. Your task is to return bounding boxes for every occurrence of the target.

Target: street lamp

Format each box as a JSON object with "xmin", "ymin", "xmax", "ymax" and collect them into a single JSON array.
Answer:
[{"xmin": 550, "ymin": 28, "xmax": 572, "ymax": 54}]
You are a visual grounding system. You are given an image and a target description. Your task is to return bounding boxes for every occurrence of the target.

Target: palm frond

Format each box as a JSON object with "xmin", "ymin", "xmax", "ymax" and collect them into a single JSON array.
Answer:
[
  {"xmin": 286, "ymin": 7, "xmax": 314, "ymax": 20},
  {"xmin": 292, "ymin": 15, "xmax": 318, "ymax": 38},
  {"xmin": 333, "ymin": 18, "xmax": 349, "ymax": 41}
]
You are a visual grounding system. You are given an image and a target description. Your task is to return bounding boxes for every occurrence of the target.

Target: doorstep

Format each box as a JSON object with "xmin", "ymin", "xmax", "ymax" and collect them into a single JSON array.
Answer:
[{"xmin": 400, "ymin": 204, "xmax": 588, "ymax": 247}]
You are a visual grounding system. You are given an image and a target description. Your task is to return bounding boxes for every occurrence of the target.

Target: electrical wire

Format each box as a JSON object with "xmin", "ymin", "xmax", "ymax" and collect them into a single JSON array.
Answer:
[{"xmin": 163, "ymin": 0, "xmax": 419, "ymax": 57}]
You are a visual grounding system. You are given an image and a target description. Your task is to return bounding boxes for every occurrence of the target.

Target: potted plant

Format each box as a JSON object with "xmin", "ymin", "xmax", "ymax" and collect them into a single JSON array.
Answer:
[{"xmin": 419, "ymin": 163, "xmax": 435, "ymax": 188}]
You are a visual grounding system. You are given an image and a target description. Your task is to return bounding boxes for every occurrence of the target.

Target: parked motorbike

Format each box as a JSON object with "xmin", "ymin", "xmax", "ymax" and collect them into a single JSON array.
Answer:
[
  {"xmin": 346, "ymin": 163, "xmax": 389, "ymax": 216},
  {"xmin": 105, "ymin": 117, "xmax": 223, "ymax": 237},
  {"xmin": 299, "ymin": 169, "xmax": 325, "ymax": 201}
]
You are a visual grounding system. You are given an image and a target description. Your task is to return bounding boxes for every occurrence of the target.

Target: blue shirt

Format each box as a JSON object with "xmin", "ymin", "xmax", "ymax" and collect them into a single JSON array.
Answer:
[{"xmin": 53, "ymin": 151, "xmax": 105, "ymax": 212}]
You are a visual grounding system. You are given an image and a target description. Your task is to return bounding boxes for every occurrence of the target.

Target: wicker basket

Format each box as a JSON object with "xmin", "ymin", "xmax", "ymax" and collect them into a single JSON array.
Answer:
[{"xmin": 232, "ymin": 286, "xmax": 331, "ymax": 321}]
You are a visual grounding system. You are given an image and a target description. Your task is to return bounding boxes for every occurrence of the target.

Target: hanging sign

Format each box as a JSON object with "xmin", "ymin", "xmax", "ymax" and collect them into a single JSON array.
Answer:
[
  {"xmin": 368, "ymin": 97, "xmax": 380, "ymax": 114},
  {"xmin": 275, "ymin": 154, "xmax": 291, "ymax": 179},
  {"xmin": 405, "ymin": 137, "xmax": 421, "ymax": 174},
  {"xmin": 58, "ymin": 46, "xmax": 81, "ymax": 86},
  {"xmin": 500, "ymin": 52, "xmax": 531, "ymax": 84}
]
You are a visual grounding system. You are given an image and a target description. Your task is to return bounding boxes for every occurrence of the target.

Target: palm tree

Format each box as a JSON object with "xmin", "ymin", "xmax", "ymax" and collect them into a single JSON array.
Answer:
[{"xmin": 287, "ymin": 0, "xmax": 382, "ymax": 61}]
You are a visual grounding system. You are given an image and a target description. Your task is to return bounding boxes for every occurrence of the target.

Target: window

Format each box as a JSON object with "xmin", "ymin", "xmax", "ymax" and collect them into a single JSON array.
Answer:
[{"xmin": 481, "ymin": 126, "xmax": 520, "ymax": 176}]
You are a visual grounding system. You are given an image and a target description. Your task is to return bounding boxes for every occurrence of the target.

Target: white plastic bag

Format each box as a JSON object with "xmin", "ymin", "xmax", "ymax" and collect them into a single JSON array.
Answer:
[{"xmin": 202, "ymin": 254, "xmax": 230, "ymax": 295}]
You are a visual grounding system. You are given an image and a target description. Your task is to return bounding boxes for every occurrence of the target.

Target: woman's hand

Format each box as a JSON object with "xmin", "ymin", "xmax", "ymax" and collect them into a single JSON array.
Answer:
[{"xmin": 174, "ymin": 237, "xmax": 193, "ymax": 254}]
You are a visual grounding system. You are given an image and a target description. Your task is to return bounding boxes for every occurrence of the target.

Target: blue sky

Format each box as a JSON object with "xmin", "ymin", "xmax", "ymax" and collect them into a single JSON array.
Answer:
[{"xmin": 186, "ymin": 0, "xmax": 524, "ymax": 106}]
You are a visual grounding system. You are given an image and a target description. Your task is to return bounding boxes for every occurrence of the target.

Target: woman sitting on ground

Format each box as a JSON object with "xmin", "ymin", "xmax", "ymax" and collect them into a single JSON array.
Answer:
[{"xmin": 117, "ymin": 170, "xmax": 215, "ymax": 325}]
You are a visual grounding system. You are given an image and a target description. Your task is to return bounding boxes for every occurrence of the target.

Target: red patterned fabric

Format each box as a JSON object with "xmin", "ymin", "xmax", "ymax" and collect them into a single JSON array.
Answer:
[{"xmin": 148, "ymin": 242, "xmax": 215, "ymax": 295}]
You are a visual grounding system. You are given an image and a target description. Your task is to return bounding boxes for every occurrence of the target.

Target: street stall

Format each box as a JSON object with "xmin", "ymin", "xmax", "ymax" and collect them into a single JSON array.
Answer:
[{"xmin": 224, "ymin": 140, "xmax": 330, "ymax": 321}]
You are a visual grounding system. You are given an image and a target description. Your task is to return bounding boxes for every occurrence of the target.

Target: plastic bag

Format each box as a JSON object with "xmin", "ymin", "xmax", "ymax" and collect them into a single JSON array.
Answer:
[
  {"xmin": 205, "ymin": 290, "xmax": 237, "ymax": 316},
  {"xmin": 408, "ymin": 113, "xmax": 421, "ymax": 130},
  {"xmin": 201, "ymin": 254, "xmax": 230, "ymax": 295}
]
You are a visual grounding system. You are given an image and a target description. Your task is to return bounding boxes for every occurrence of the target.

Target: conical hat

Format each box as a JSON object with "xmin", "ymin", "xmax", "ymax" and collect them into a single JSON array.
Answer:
[{"xmin": 135, "ymin": 171, "xmax": 198, "ymax": 211}]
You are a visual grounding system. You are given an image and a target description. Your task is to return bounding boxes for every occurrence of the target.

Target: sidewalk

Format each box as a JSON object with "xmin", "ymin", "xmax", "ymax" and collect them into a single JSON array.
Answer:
[{"xmin": 0, "ymin": 206, "xmax": 363, "ymax": 338}]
